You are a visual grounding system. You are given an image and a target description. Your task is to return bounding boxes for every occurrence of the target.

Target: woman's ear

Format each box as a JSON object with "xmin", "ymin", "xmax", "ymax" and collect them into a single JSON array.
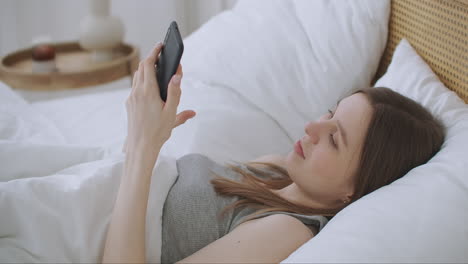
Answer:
[
  {"xmin": 342, "ymin": 188, "xmax": 354, "ymax": 204},
  {"xmin": 342, "ymin": 196, "xmax": 351, "ymax": 204}
]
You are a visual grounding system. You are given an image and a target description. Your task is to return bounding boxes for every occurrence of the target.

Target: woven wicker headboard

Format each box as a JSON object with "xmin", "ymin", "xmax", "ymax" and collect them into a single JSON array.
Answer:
[{"xmin": 373, "ymin": 0, "xmax": 468, "ymax": 103}]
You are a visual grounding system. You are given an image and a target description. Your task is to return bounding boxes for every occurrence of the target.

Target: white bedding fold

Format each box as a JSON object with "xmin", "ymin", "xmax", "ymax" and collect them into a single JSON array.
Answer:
[{"xmin": 0, "ymin": 143, "xmax": 178, "ymax": 263}]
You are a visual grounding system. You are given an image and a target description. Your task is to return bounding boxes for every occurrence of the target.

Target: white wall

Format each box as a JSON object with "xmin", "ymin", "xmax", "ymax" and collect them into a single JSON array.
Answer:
[{"xmin": 0, "ymin": 0, "xmax": 237, "ymax": 57}]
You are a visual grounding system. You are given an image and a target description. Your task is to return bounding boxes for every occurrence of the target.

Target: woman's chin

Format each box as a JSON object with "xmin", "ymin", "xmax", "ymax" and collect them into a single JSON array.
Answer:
[{"xmin": 285, "ymin": 150, "xmax": 300, "ymax": 166}]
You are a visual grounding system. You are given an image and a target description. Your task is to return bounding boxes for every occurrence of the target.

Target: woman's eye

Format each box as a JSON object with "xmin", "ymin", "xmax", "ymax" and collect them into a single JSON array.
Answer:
[
  {"xmin": 329, "ymin": 134, "xmax": 338, "ymax": 149},
  {"xmin": 327, "ymin": 109, "xmax": 338, "ymax": 149}
]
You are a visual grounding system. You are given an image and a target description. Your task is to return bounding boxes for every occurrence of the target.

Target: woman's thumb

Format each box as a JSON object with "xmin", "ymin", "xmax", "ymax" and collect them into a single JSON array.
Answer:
[{"xmin": 174, "ymin": 110, "xmax": 196, "ymax": 128}]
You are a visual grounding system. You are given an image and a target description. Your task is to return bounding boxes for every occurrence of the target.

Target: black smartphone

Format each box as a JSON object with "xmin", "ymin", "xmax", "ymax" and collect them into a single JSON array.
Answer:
[{"xmin": 156, "ymin": 21, "xmax": 184, "ymax": 101}]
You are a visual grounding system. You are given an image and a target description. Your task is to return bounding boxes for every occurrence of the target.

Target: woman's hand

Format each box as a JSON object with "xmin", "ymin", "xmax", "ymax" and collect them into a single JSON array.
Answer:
[
  {"xmin": 124, "ymin": 42, "xmax": 196, "ymax": 159},
  {"xmin": 104, "ymin": 43, "xmax": 195, "ymax": 263}
]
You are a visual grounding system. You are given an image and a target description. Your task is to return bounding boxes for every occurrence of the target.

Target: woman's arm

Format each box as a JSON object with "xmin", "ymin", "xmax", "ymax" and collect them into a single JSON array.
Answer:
[
  {"xmin": 102, "ymin": 148, "xmax": 158, "ymax": 263},
  {"xmin": 102, "ymin": 43, "xmax": 195, "ymax": 263}
]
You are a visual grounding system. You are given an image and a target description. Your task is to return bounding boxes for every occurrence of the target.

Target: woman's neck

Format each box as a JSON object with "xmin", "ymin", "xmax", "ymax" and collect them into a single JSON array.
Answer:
[{"xmin": 272, "ymin": 183, "xmax": 329, "ymax": 209}]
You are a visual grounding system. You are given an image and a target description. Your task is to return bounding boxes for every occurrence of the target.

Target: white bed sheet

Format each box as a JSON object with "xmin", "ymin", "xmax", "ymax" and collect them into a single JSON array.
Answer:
[{"xmin": 30, "ymin": 87, "xmax": 130, "ymax": 153}]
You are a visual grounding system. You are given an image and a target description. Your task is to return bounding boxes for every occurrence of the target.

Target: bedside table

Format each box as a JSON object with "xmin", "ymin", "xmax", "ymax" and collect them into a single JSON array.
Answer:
[{"xmin": 0, "ymin": 41, "xmax": 139, "ymax": 101}]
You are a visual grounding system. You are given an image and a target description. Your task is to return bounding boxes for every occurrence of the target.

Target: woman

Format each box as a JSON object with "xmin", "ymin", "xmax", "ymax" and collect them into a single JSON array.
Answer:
[{"xmin": 102, "ymin": 44, "xmax": 445, "ymax": 263}]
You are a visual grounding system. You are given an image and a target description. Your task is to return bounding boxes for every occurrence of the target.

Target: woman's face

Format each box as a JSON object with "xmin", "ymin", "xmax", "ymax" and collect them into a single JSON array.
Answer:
[{"xmin": 285, "ymin": 93, "xmax": 373, "ymax": 207}]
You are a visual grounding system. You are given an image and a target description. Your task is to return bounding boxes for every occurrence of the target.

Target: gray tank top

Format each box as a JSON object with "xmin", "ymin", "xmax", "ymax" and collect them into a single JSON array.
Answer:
[{"xmin": 161, "ymin": 154, "xmax": 328, "ymax": 263}]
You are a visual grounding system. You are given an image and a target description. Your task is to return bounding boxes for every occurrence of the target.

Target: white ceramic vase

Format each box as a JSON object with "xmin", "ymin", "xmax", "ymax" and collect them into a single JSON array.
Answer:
[{"xmin": 79, "ymin": 0, "xmax": 124, "ymax": 62}]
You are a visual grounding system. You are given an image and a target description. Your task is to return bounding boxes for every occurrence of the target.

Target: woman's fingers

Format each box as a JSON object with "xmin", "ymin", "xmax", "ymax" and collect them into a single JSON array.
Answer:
[
  {"xmin": 132, "ymin": 71, "xmax": 138, "ymax": 88},
  {"xmin": 137, "ymin": 62, "xmax": 144, "ymax": 87},
  {"xmin": 176, "ymin": 64, "xmax": 182, "ymax": 75},
  {"xmin": 174, "ymin": 110, "xmax": 196, "ymax": 128},
  {"xmin": 148, "ymin": 42, "xmax": 163, "ymax": 63},
  {"xmin": 165, "ymin": 73, "xmax": 182, "ymax": 113},
  {"xmin": 143, "ymin": 42, "xmax": 163, "ymax": 86},
  {"xmin": 165, "ymin": 64, "xmax": 184, "ymax": 120}
]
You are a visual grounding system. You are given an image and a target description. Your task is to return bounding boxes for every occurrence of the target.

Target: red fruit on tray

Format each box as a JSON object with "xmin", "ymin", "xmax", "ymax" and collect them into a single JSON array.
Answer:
[{"xmin": 32, "ymin": 45, "xmax": 56, "ymax": 61}]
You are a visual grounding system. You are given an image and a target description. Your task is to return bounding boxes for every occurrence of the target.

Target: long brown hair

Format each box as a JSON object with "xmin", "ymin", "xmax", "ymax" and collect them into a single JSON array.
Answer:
[{"xmin": 211, "ymin": 87, "xmax": 445, "ymax": 219}]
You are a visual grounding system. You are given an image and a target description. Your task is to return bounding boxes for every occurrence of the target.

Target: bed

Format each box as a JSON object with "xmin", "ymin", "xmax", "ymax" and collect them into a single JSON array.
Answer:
[{"xmin": 1, "ymin": 0, "xmax": 467, "ymax": 262}]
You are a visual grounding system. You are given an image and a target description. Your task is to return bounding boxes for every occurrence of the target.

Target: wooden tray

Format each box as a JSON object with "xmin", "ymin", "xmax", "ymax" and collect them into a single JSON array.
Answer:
[{"xmin": 0, "ymin": 42, "xmax": 139, "ymax": 91}]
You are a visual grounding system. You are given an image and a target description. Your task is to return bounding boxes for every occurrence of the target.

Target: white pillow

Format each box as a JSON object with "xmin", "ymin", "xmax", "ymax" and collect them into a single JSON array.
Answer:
[
  {"xmin": 163, "ymin": 77, "xmax": 292, "ymax": 164},
  {"xmin": 182, "ymin": 0, "xmax": 389, "ymax": 142},
  {"xmin": 283, "ymin": 39, "xmax": 468, "ymax": 263}
]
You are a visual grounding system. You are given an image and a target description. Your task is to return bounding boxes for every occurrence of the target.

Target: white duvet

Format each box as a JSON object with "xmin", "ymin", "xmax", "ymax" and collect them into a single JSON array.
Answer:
[
  {"xmin": 0, "ymin": 140, "xmax": 177, "ymax": 263},
  {"xmin": 0, "ymin": 79, "xmax": 177, "ymax": 262}
]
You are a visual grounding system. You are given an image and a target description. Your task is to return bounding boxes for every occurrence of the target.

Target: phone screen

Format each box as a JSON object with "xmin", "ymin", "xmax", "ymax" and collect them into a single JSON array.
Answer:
[{"xmin": 156, "ymin": 21, "xmax": 184, "ymax": 101}]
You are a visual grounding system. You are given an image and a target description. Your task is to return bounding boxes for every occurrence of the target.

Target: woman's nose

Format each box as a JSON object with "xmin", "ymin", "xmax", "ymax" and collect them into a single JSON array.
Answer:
[
  {"xmin": 305, "ymin": 121, "xmax": 335, "ymax": 144},
  {"xmin": 305, "ymin": 121, "xmax": 320, "ymax": 144}
]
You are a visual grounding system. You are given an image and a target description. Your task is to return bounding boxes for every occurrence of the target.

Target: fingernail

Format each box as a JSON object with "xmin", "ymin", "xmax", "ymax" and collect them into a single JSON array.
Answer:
[
  {"xmin": 156, "ymin": 42, "xmax": 162, "ymax": 48},
  {"xmin": 173, "ymin": 75, "xmax": 181, "ymax": 84}
]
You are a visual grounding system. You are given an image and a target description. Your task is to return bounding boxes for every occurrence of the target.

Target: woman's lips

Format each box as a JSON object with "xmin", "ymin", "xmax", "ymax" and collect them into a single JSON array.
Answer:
[{"xmin": 294, "ymin": 140, "xmax": 305, "ymax": 159}]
